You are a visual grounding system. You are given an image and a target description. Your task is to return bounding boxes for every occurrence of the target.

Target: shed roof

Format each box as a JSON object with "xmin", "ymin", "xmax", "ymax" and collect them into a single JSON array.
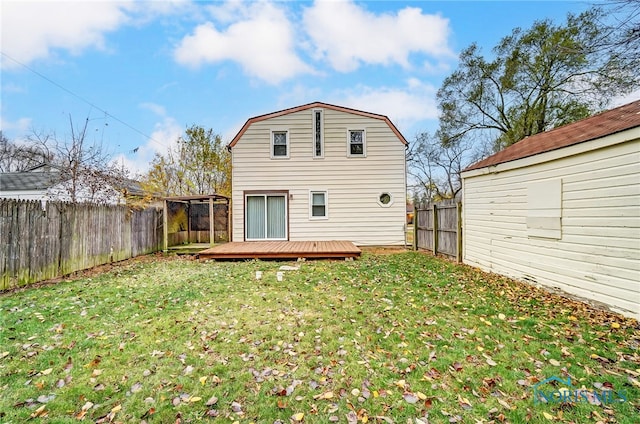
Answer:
[
  {"xmin": 228, "ymin": 101, "xmax": 408, "ymax": 147},
  {"xmin": 463, "ymin": 100, "xmax": 640, "ymax": 172}
]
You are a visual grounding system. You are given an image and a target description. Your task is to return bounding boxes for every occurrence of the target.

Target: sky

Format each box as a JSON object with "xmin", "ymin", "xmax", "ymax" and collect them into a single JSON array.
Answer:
[{"xmin": 2, "ymin": 0, "xmax": 635, "ymax": 177}]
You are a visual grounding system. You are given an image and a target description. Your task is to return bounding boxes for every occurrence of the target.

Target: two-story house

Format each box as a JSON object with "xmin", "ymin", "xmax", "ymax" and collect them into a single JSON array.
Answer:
[{"xmin": 228, "ymin": 102, "xmax": 408, "ymax": 246}]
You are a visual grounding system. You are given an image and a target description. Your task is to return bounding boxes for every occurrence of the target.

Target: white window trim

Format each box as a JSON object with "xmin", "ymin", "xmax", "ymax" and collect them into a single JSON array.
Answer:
[
  {"xmin": 377, "ymin": 192, "xmax": 394, "ymax": 207},
  {"xmin": 244, "ymin": 193, "xmax": 289, "ymax": 241},
  {"xmin": 271, "ymin": 129, "xmax": 290, "ymax": 159},
  {"xmin": 313, "ymin": 109, "xmax": 324, "ymax": 158},
  {"xmin": 347, "ymin": 128, "xmax": 366, "ymax": 157},
  {"xmin": 309, "ymin": 190, "xmax": 329, "ymax": 220}
]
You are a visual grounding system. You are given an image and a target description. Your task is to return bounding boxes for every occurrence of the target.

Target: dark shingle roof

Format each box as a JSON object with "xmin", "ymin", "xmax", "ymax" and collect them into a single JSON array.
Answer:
[
  {"xmin": 463, "ymin": 100, "xmax": 640, "ymax": 172},
  {"xmin": 0, "ymin": 172, "xmax": 144, "ymax": 196},
  {"xmin": 0, "ymin": 172, "xmax": 61, "ymax": 191}
]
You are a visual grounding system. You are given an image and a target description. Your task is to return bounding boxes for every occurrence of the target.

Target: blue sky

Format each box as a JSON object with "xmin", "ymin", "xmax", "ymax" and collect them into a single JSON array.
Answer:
[{"xmin": 3, "ymin": 0, "xmax": 631, "ymax": 176}]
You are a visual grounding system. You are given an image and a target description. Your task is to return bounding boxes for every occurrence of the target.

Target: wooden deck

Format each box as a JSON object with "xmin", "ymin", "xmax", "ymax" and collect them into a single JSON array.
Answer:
[{"xmin": 198, "ymin": 241, "xmax": 361, "ymax": 260}]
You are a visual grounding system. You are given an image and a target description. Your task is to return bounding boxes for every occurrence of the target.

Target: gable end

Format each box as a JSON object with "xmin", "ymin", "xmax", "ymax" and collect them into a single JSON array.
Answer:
[{"xmin": 228, "ymin": 102, "xmax": 408, "ymax": 148}]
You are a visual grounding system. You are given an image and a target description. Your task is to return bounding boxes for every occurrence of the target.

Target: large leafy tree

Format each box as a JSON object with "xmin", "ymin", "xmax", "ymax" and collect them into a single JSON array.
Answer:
[
  {"xmin": 143, "ymin": 125, "xmax": 231, "ymax": 197},
  {"xmin": 437, "ymin": 9, "xmax": 639, "ymax": 152}
]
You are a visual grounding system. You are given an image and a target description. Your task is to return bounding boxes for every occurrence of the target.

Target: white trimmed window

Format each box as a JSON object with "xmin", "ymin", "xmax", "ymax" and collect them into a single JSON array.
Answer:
[
  {"xmin": 313, "ymin": 109, "xmax": 323, "ymax": 158},
  {"xmin": 271, "ymin": 130, "xmax": 289, "ymax": 158},
  {"xmin": 348, "ymin": 129, "xmax": 366, "ymax": 157},
  {"xmin": 309, "ymin": 190, "xmax": 328, "ymax": 219}
]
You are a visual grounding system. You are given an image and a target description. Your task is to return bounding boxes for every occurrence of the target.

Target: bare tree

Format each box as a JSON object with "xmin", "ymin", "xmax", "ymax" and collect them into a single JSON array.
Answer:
[
  {"xmin": 0, "ymin": 131, "xmax": 52, "ymax": 172},
  {"xmin": 26, "ymin": 116, "xmax": 129, "ymax": 203},
  {"xmin": 408, "ymin": 132, "xmax": 488, "ymax": 201}
]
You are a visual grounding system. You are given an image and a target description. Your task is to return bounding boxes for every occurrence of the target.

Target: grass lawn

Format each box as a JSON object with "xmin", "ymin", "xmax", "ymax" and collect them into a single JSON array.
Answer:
[{"xmin": 1, "ymin": 251, "xmax": 638, "ymax": 423}]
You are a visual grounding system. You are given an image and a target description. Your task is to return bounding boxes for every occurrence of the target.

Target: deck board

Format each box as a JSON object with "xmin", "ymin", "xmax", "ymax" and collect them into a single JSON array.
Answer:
[{"xmin": 198, "ymin": 241, "xmax": 361, "ymax": 260}]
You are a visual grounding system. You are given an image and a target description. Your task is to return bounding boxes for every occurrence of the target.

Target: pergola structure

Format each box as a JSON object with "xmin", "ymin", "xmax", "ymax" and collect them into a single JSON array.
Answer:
[{"xmin": 162, "ymin": 194, "xmax": 230, "ymax": 251}]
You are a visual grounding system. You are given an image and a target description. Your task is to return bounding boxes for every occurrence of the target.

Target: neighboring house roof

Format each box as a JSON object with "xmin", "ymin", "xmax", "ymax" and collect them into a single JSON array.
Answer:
[
  {"xmin": 464, "ymin": 100, "xmax": 640, "ymax": 172},
  {"xmin": 0, "ymin": 171, "xmax": 145, "ymax": 197},
  {"xmin": 0, "ymin": 171, "xmax": 61, "ymax": 191},
  {"xmin": 228, "ymin": 101, "xmax": 409, "ymax": 147}
]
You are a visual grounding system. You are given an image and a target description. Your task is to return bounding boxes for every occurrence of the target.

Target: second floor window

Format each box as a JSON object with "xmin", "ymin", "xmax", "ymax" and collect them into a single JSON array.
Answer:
[
  {"xmin": 348, "ymin": 129, "xmax": 365, "ymax": 156},
  {"xmin": 272, "ymin": 131, "xmax": 288, "ymax": 158},
  {"xmin": 313, "ymin": 110, "xmax": 323, "ymax": 158}
]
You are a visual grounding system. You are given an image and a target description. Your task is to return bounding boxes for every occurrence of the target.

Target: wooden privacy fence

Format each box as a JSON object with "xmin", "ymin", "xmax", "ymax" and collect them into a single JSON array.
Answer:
[
  {"xmin": 414, "ymin": 199, "xmax": 462, "ymax": 262},
  {"xmin": 0, "ymin": 199, "xmax": 163, "ymax": 290}
]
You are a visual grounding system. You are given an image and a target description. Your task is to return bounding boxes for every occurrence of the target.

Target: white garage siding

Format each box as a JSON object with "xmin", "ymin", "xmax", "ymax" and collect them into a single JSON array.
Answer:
[
  {"xmin": 462, "ymin": 131, "xmax": 640, "ymax": 319},
  {"xmin": 230, "ymin": 104, "xmax": 407, "ymax": 246}
]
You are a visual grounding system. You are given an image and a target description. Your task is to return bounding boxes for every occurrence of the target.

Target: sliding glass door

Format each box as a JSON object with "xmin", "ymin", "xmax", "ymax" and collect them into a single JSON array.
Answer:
[{"xmin": 245, "ymin": 194, "xmax": 287, "ymax": 240}]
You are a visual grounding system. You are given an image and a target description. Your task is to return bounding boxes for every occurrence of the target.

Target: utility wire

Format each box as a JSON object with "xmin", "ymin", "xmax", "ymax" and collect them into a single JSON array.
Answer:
[{"xmin": 1, "ymin": 51, "xmax": 167, "ymax": 150}]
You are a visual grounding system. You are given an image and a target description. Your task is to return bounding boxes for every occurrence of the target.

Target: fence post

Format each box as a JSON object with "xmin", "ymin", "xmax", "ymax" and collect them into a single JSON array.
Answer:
[
  {"xmin": 432, "ymin": 203, "xmax": 438, "ymax": 256},
  {"xmin": 163, "ymin": 199, "xmax": 168, "ymax": 252},
  {"xmin": 456, "ymin": 202, "xmax": 463, "ymax": 263},
  {"xmin": 209, "ymin": 198, "xmax": 215, "ymax": 247},
  {"xmin": 413, "ymin": 210, "xmax": 418, "ymax": 251}
]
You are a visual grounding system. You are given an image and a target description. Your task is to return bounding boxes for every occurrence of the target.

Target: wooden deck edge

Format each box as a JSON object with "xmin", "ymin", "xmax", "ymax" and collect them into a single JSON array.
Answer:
[{"xmin": 198, "ymin": 251, "xmax": 361, "ymax": 260}]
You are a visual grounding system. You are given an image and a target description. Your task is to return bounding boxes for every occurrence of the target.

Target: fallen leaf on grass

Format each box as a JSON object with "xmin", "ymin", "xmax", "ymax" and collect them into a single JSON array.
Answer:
[
  {"xmin": 131, "ymin": 382, "xmax": 142, "ymax": 393},
  {"xmin": 346, "ymin": 411, "xmax": 357, "ymax": 424},
  {"xmin": 29, "ymin": 404, "xmax": 47, "ymax": 418},
  {"xmin": 403, "ymin": 392, "xmax": 418, "ymax": 404},
  {"xmin": 75, "ymin": 401, "xmax": 94, "ymax": 420},
  {"xmin": 84, "ymin": 356, "xmax": 102, "ymax": 368},
  {"xmin": 458, "ymin": 395, "xmax": 472, "ymax": 410},
  {"xmin": 291, "ymin": 412, "xmax": 304, "ymax": 422},
  {"xmin": 549, "ymin": 359, "xmax": 561, "ymax": 366},
  {"xmin": 205, "ymin": 396, "xmax": 218, "ymax": 406},
  {"xmin": 497, "ymin": 398, "xmax": 511, "ymax": 410},
  {"xmin": 543, "ymin": 411, "xmax": 554, "ymax": 420},
  {"xmin": 313, "ymin": 391, "xmax": 334, "ymax": 400}
]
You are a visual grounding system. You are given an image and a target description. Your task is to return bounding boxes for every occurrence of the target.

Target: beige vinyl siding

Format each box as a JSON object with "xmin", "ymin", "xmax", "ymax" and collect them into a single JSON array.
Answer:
[
  {"xmin": 232, "ymin": 108, "xmax": 406, "ymax": 245},
  {"xmin": 462, "ymin": 136, "xmax": 640, "ymax": 319}
]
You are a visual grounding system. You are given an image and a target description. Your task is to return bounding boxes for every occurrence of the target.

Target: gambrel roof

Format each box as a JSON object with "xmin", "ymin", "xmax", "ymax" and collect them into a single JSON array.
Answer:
[
  {"xmin": 228, "ymin": 101, "xmax": 408, "ymax": 148},
  {"xmin": 464, "ymin": 100, "xmax": 640, "ymax": 172}
]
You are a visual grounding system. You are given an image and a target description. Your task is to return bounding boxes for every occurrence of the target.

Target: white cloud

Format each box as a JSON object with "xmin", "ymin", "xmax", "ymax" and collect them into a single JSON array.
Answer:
[
  {"xmin": 611, "ymin": 88, "xmax": 640, "ymax": 107},
  {"xmin": 334, "ymin": 78, "xmax": 439, "ymax": 136},
  {"xmin": 0, "ymin": 116, "xmax": 33, "ymax": 138},
  {"xmin": 173, "ymin": 1, "xmax": 313, "ymax": 84},
  {"xmin": 1, "ymin": 1, "xmax": 134, "ymax": 68},
  {"xmin": 117, "ymin": 109, "xmax": 183, "ymax": 176},
  {"xmin": 139, "ymin": 102, "xmax": 168, "ymax": 117},
  {"xmin": 303, "ymin": 1, "xmax": 454, "ymax": 72}
]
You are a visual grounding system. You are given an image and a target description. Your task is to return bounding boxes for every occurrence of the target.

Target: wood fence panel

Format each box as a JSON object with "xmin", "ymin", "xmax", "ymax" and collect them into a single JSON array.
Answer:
[
  {"xmin": 0, "ymin": 199, "xmax": 162, "ymax": 290},
  {"xmin": 415, "ymin": 199, "xmax": 462, "ymax": 262}
]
